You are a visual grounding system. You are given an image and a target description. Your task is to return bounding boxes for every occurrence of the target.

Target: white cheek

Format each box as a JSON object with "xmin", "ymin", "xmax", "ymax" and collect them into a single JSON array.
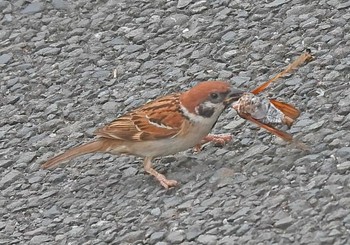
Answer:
[
  {"xmin": 180, "ymin": 102, "xmax": 225, "ymax": 124},
  {"xmin": 181, "ymin": 104, "xmax": 204, "ymax": 123},
  {"xmin": 203, "ymin": 101, "xmax": 225, "ymax": 115},
  {"xmin": 204, "ymin": 101, "xmax": 225, "ymax": 111}
]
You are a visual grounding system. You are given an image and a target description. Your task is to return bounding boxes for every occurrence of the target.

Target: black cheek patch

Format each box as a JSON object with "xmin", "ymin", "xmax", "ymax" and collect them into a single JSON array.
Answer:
[{"xmin": 196, "ymin": 104, "xmax": 215, "ymax": 118}]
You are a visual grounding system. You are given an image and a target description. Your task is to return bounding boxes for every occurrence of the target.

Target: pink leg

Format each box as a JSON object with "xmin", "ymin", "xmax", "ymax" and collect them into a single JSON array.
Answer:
[{"xmin": 143, "ymin": 157, "xmax": 178, "ymax": 189}]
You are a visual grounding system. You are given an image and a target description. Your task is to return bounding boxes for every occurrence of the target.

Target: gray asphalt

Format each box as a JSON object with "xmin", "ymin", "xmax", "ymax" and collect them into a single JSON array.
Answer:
[{"xmin": 1, "ymin": 0, "xmax": 350, "ymax": 244}]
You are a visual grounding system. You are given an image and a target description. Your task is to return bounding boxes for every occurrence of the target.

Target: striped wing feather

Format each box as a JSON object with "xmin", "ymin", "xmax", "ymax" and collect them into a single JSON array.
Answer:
[{"xmin": 95, "ymin": 94, "xmax": 185, "ymax": 141}]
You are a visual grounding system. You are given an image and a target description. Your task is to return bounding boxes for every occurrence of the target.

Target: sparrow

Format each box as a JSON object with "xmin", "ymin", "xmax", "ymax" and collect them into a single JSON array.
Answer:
[{"xmin": 42, "ymin": 81, "xmax": 243, "ymax": 188}]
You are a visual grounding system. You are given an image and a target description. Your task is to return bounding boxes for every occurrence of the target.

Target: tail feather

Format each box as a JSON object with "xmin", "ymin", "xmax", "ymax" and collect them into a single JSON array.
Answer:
[{"xmin": 42, "ymin": 141, "xmax": 105, "ymax": 169}]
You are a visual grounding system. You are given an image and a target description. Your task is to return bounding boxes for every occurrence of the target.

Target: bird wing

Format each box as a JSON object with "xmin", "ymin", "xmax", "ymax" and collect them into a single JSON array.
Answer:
[{"xmin": 95, "ymin": 94, "xmax": 187, "ymax": 141}]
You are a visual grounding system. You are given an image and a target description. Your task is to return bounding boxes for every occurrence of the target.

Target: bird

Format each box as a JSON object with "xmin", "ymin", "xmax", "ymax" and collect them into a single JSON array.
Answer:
[{"xmin": 42, "ymin": 81, "xmax": 243, "ymax": 188}]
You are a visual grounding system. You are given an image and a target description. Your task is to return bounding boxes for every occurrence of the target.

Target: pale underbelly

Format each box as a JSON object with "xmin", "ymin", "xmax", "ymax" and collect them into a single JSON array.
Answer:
[{"xmin": 108, "ymin": 125, "xmax": 212, "ymax": 157}]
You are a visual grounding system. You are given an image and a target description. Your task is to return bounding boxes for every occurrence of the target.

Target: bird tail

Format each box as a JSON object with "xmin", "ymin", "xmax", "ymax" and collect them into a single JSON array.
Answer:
[{"xmin": 42, "ymin": 141, "xmax": 106, "ymax": 169}]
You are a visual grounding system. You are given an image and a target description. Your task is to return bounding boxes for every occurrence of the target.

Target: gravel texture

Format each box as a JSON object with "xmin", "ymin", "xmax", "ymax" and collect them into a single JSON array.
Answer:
[{"xmin": 1, "ymin": 0, "xmax": 350, "ymax": 244}]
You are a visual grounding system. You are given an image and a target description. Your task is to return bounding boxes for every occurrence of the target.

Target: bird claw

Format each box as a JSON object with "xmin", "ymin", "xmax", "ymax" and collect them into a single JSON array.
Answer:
[
  {"xmin": 193, "ymin": 134, "xmax": 233, "ymax": 152},
  {"xmin": 144, "ymin": 157, "xmax": 178, "ymax": 189},
  {"xmin": 206, "ymin": 134, "xmax": 233, "ymax": 145},
  {"xmin": 155, "ymin": 173, "xmax": 178, "ymax": 189}
]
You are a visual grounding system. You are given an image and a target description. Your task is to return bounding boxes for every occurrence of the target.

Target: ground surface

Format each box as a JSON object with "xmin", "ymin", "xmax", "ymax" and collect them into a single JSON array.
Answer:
[{"xmin": 1, "ymin": 0, "xmax": 350, "ymax": 244}]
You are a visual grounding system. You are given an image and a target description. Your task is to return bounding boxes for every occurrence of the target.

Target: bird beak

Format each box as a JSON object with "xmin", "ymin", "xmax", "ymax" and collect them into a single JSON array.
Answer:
[{"xmin": 224, "ymin": 88, "xmax": 244, "ymax": 105}]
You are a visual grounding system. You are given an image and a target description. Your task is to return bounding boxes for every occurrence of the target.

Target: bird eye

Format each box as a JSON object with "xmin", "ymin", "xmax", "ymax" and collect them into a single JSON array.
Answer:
[{"xmin": 210, "ymin": 92, "xmax": 219, "ymax": 100}]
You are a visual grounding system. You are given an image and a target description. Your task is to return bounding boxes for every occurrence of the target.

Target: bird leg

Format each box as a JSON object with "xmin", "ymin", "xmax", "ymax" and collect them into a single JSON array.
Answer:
[
  {"xmin": 143, "ymin": 157, "xmax": 178, "ymax": 189},
  {"xmin": 193, "ymin": 134, "xmax": 233, "ymax": 152}
]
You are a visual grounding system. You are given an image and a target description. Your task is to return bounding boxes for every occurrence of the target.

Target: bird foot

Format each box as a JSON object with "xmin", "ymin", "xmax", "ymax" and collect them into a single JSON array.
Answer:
[
  {"xmin": 193, "ymin": 134, "xmax": 233, "ymax": 152},
  {"xmin": 143, "ymin": 157, "xmax": 178, "ymax": 189},
  {"xmin": 155, "ymin": 173, "xmax": 178, "ymax": 189}
]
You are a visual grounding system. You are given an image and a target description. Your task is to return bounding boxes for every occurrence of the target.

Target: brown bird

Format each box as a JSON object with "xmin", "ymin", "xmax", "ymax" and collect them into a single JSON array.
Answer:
[{"xmin": 42, "ymin": 81, "xmax": 243, "ymax": 188}]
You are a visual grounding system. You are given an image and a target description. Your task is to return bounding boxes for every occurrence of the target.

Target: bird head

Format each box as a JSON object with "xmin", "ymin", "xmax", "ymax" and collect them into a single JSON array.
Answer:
[{"xmin": 180, "ymin": 81, "xmax": 243, "ymax": 120}]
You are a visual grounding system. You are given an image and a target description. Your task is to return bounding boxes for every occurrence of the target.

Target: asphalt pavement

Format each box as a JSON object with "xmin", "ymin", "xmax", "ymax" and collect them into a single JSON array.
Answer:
[{"xmin": 1, "ymin": 0, "xmax": 350, "ymax": 244}]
